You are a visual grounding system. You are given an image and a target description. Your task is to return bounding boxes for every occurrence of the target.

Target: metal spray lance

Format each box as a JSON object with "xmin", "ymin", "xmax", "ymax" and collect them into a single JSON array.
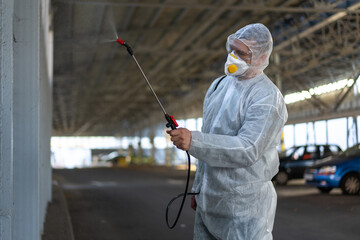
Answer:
[
  {"xmin": 116, "ymin": 38, "xmax": 198, "ymax": 229},
  {"xmin": 116, "ymin": 38, "xmax": 178, "ymax": 130}
]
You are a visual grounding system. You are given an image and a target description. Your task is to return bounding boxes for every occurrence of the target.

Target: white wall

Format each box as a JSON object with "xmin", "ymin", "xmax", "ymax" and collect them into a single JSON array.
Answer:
[
  {"xmin": 0, "ymin": 0, "xmax": 53, "ymax": 239},
  {"xmin": 0, "ymin": 0, "xmax": 14, "ymax": 238}
]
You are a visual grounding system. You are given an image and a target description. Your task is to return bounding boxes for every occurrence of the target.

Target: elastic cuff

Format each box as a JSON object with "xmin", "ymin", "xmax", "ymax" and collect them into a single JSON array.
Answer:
[{"xmin": 189, "ymin": 131, "xmax": 202, "ymax": 157}]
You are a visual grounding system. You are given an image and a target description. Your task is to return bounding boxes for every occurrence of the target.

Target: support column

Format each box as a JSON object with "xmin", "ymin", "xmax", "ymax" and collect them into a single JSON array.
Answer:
[
  {"xmin": 137, "ymin": 140, "xmax": 143, "ymax": 164},
  {"xmin": 280, "ymin": 132, "xmax": 285, "ymax": 152},
  {"xmin": 13, "ymin": 0, "xmax": 40, "ymax": 239},
  {"xmin": 274, "ymin": 53, "xmax": 282, "ymax": 92},
  {"xmin": 293, "ymin": 124, "xmax": 296, "ymax": 147},
  {"xmin": 346, "ymin": 117, "xmax": 349, "ymax": 149},
  {"xmin": 325, "ymin": 120, "xmax": 329, "ymax": 144},
  {"xmin": 39, "ymin": 1, "xmax": 53, "ymax": 229},
  {"xmin": 1, "ymin": 1, "xmax": 52, "ymax": 238},
  {"xmin": 165, "ymin": 131, "xmax": 171, "ymax": 167},
  {"xmin": 149, "ymin": 131, "xmax": 155, "ymax": 165},
  {"xmin": 354, "ymin": 116, "xmax": 359, "ymax": 144},
  {"xmin": 127, "ymin": 144, "xmax": 134, "ymax": 164},
  {"xmin": 274, "ymin": 53, "xmax": 286, "ymax": 150},
  {"xmin": 0, "ymin": 0, "xmax": 14, "ymax": 238},
  {"xmin": 313, "ymin": 122, "xmax": 316, "ymax": 144},
  {"xmin": 306, "ymin": 122, "xmax": 309, "ymax": 144},
  {"xmin": 117, "ymin": 136, "xmax": 125, "ymax": 160}
]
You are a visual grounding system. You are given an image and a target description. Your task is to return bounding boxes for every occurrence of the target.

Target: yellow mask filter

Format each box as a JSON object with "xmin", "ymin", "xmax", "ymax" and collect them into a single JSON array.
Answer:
[
  {"xmin": 225, "ymin": 51, "xmax": 249, "ymax": 76},
  {"xmin": 228, "ymin": 64, "xmax": 237, "ymax": 73}
]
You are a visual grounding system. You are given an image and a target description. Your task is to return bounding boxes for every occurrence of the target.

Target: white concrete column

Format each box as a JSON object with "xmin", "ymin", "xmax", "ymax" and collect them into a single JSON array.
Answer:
[
  {"xmin": 354, "ymin": 116, "xmax": 358, "ymax": 144},
  {"xmin": 313, "ymin": 122, "xmax": 316, "ymax": 144},
  {"xmin": 274, "ymin": 53, "xmax": 282, "ymax": 93},
  {"xmin": 127, "ymin": 144, "xmax": 135, "ymax": 164},
  {"xmin": 306, "ymin": 122, "xmax": 309, "ymax": 144},
  {"xmin": 39, "ymin": 0, "xmax": 53, "ymax": 231},
  {"xmin": 346, "ymin": 117, "xmax": 349, "ymax": 149},
  {"xmin": 149, "ymin": 131, "xmax": 155, "ymax": 165},
  {"xmin": 165, "ymin": 131, "xmax": 171, "ymax": 167},
  {"xmin": 325, "ymin": 120, "xmax": 329, "ymax": 144},
  {"xmin": 13, "ymin": 0, "xmax": 40, "ymax": 239},
  {"xmin": 0, "ymin": 0, "xmax": 14, "ymax": 239},
  {"xmin": 1, "ymin": 0, "xmax": 52, "ymax": 239},
  {"xmin": 137, "ymin": 140, "xmax": 143, "ymax": 164},
  {"xmin": 293, "ymin": 124, "xmax": 296, "ymax": 146}
]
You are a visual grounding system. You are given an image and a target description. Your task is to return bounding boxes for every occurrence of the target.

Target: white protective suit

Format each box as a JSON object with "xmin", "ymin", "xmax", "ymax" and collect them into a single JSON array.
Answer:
[{"xmin": 189, "ymin": 24, "xmax": 288, "ymax": 240}]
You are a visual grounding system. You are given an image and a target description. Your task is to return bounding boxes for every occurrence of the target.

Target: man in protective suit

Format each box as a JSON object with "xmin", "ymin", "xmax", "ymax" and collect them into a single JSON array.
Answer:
[{"xmin": 167, "ymin": 23, "xmax": 288, "ymax": 240}]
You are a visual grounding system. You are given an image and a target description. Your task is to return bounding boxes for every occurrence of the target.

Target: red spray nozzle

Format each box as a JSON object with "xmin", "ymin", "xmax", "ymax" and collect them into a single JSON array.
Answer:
[
  {"xmin": 117, "ymin": 38, "xmax": 125, "ymax": 45},
  {"xmin": 116, "ymin": 38, "xmax": 133, "ymax": 55}
]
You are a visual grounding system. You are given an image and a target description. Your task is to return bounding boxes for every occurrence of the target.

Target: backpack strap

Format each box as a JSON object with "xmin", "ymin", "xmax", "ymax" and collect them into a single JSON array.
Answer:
[{"xmin": 214, "ymin": 75, "xmax": 227, "ymax": 91}]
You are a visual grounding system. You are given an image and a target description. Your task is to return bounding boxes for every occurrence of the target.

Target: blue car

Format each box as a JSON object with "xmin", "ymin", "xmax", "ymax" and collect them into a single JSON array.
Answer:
[
  {"xmin": 274, "ymin": 144, "xmax": 342, "ymax": 185},
  {"xmin": 304, "ymin": 144, "xmax": 360, "ymax": 195}
]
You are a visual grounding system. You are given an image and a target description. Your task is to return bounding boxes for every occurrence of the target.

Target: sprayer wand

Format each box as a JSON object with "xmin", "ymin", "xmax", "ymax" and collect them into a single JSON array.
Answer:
[
  {"xmin": 116, "ymin": 38, "xmax": 178, "ymax": 130},
  {"xmin": 116, "ymin": 38, "xmax": 197, "ymax": 229}
]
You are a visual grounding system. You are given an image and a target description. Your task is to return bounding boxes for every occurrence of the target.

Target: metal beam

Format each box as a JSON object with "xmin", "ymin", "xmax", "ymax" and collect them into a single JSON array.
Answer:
[
  {"xmin": 287, "ymin": 107, "xmax": 360, "ymax": 125},
  {"xmin": 334, "ymin": 68, "xmax": 360, "ymax": 111},
  {"xmin": 55, "ymin": 0, "xmax": 360, "ymax": 13},
  {"xmin": 274, "ymin": 2, "xmax": 360, "ymax": 51},
  {"xmin": 72, "ymin": 0, "xmax": 234, "ymax": 134}
]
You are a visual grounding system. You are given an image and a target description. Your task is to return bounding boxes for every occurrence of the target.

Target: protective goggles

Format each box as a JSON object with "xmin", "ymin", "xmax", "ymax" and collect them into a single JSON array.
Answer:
[{"xmin": 226, "ymin": 36, "xmax": 252, "ymax": 63}]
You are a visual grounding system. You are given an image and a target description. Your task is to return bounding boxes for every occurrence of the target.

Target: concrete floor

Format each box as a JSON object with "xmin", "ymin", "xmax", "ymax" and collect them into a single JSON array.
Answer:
[
  {"xmin": 55, "ymin": 167, "xmax": 196, "ymax": 240},
  {"xmin": 53, "ymin": 167, "xmax": 360, "ymax": 240},
  {"xmin": 274, "ymin": 181, "xmax": 360, "ymax": 240}
]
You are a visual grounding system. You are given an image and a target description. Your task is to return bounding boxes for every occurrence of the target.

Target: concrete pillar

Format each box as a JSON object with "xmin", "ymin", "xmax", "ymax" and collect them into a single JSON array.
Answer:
[
  {"xmin": 346, "ymin": 117, "xmax": 349, "ymax": 149},
  {"xmin": 274, "ymin": 53, "xmax": 282, "ymax": 93},
  {"xmin": 165, "ymin": 131, "xmax": 171, "ymax": 167},
  {"xmin": 313, "ymin": 122, "xmax": 316, "ymax": 144},
  {"xmin": 354, "ymin": 116, "xmax": 358, "ymax": 144},
  {"xmin": 293, "ymin": 124, "xmax": 296, "ymax": 147},
  {"xmin": 274, "ymin": 53, "xmax": 286, "ymax": 150},
  {"xmin": 149, "ymin": 132, "xmax": 155, "ymax": 165},
  {"xmin": 137, "ymin": 140, "xmax": 143, "ymax": 164},
  {"xmin": 325, "ymin": 120, "xmax": 329, "ymax": 144},
  {"xmin": 127, "ymin": 144, "xmax": 134, "ymax": 164},
  {"xmin": 280, "ymin": 132, "xmax": 285, "ymax": 152},
  {"xmin": 13, "ymin": 0, "xmax": 41, "ymax": 237},
  {"xmin": 165, "ymin": 148, "xmax": 171, "ymax": 166},
  {"xmin": 306, "ymin": 122, "xmax": 309, "ymax": 144},
  {"xmin": 12, "ymin": 0, "xmax": 53, "ymax": 239},
  {"xmin": 39, "ymin": 11, "xmax": 53, "ymax": 233},
  {"xmin": 0, "ymin": 0, "xmax": 14, "ymax": 238}
]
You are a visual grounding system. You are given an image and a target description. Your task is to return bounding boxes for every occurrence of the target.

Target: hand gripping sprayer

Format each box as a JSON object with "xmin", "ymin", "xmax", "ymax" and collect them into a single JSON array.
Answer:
[{"xmin": 116, "ymin": 38, "xmax": 198, "ymax": 229}]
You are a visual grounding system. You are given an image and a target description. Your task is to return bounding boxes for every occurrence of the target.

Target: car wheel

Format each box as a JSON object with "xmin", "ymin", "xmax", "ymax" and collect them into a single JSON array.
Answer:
[
  {"xmin": 317, "ymin": 187, "xmax": 332, "ymax": 194},
  {"xmin": 275, "ymin": 171, "xmax": 288, "ymax": 185},
  {"xmin": 341, "ymin": 173, "xmax": 360, "ymax": 195}
]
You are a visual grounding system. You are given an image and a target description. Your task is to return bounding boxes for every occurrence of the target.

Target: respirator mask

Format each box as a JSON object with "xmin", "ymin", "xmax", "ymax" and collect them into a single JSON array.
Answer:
[{"xmin": 224, "ymin": 51, "xmax": 250, "ymax": 76}]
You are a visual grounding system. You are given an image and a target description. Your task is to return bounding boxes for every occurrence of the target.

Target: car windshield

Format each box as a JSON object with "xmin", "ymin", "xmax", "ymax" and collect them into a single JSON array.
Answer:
[{"xmin": 339, "ymin": 144, "xmax": 360, "ymax": 158}]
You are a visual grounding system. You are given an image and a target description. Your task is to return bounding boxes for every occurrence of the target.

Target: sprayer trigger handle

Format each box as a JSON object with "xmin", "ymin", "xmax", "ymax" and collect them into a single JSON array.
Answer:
[
  {"xmin": 170, "ymin": 115, "xmax": 178, "ymax": 127},
  {"xmin": 165, "ymin": 114, "xmax": 178, "ymax": 130}
]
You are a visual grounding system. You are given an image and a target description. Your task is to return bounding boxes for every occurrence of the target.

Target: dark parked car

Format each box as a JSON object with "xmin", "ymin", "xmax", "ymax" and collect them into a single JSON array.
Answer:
[
  {"xmin": 305, "ymin": 144, "xmax": 360, "ymax": 195},
  {"xmin": 273, "ymin": 144, "xmax": 342, "ymax": 185}
]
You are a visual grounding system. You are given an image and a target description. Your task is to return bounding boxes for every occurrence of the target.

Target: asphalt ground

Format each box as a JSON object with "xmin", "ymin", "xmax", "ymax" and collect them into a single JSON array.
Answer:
[{"xmin": 54, "ymin": 167, "xmax": 360, "ymax": 240}]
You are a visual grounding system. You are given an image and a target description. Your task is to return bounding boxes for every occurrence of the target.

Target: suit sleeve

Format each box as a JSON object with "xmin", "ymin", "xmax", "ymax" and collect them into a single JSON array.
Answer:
[{"xmin": 188, "ymin": 91, "xmax": 287, "ymax": 168}]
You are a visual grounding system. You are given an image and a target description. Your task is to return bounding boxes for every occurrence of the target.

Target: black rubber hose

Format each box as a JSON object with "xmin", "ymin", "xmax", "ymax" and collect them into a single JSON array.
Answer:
[{"xmin": 165, "ymin": 151, "xmax": 199, "ymax": 229}]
